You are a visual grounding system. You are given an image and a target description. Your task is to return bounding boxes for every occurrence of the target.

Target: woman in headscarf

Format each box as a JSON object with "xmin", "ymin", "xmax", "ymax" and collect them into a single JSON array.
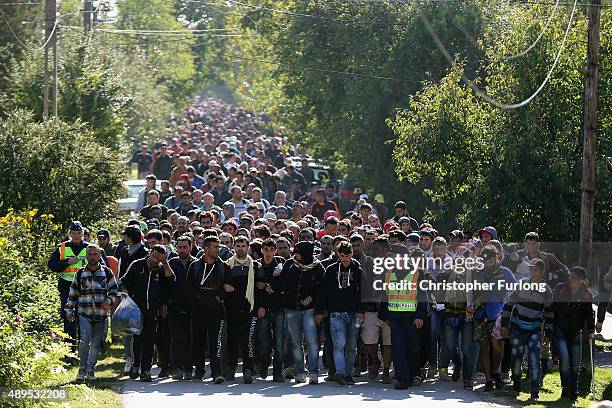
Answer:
[{"xmin": 280, "ymin": 241, "xmax": 324, "ymax": 384}]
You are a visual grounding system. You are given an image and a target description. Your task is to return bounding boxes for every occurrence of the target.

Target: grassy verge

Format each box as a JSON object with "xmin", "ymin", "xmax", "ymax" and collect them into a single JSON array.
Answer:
[
  {"xmin": 41, "ymin": 342, "xmax": 124, "ymax": 408},
  {"xmin": 490, "ymin": 366, "xmax": 612, "ymax": 407}
]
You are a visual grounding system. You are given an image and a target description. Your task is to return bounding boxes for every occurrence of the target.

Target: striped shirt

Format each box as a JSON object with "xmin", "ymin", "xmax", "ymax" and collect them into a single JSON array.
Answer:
[
  {"xmin": 501, "ymin": 278, "xmax": 553, "ymax": 335},
  {"xmin": 65, "ymin": 265, "xmax": 119, "ymax": 321}
]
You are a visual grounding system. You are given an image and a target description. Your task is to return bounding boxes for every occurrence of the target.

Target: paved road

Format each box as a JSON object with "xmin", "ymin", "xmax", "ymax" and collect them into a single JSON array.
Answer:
[
  {"xmin": 122, "ymin": 311, "xmax": 612, "ymax": 407},
  {"xmin": 122, "ymin": 373, "xmax": 513, "ymax": 408}
]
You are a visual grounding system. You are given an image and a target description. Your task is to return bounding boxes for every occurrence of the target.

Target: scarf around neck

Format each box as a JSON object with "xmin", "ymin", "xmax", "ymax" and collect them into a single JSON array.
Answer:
[{"xmin": 227, "ymin": 254, "xmax": 255, "ymax": 312}]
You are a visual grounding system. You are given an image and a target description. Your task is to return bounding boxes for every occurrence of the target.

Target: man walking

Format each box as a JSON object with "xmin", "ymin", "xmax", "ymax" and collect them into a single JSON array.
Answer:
[{"xmin": 66, "ymin": 244, "xmax": 119, "ymax": 382}]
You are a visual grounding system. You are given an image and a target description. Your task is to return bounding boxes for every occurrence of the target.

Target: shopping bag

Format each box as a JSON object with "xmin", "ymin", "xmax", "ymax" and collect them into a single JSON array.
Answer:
[{"xmin": 111, "ymin": 294, "xmax": 143, "ymax": 336}]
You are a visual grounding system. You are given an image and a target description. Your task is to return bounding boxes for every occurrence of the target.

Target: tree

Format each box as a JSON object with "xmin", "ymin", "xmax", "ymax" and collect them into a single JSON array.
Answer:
[
  {"xmin": 0, "ymin": 110, "xmax": 126, "ymax": 227},
  {"xmin": 2, "ymin": 31, "xmax": 174, "ymax": 149},
  {"xmin": 391, "ymin": 6, "xmax": 612, "ymax": 241}
]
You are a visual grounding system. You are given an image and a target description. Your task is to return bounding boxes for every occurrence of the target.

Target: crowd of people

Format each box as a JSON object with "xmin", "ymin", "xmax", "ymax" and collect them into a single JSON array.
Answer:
[{"xmin": 49, "ymin": 97, "xmax": 611, "ymax": 402}]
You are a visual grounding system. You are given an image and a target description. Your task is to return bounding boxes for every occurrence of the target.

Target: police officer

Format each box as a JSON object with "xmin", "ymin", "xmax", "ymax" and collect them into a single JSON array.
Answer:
[
  {"xmin": 48, "ymin": 221, "xmax": 90, "ymax": 358},
  {"xmin": 378, "ymin": 245, "xmax": 428, "ymax": 390}
]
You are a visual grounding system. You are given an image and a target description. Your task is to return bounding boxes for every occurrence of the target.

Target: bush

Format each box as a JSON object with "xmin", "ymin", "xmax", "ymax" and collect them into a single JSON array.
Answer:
[
  {"xmin": 0, "ymin": 210, "xmax": 69, "ymax": 388},
  {"xmin": 0, "ymin": 111, "xmax": 126, "ymax": 228}
]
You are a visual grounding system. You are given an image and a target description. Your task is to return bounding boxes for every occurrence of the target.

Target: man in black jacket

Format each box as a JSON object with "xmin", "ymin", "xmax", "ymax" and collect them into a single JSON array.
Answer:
[
  {"xmin": 281, "ymin": 241, "xmax": 324, "ymax": 384},
  {"xmin": 315, "ymin": 242, "xmax": 364, "ymax": 385},
  {"xmin": 185, "ymin": 235, "xmax": 231, "ymax": 384},
  {"xmin": 256, "ymin": 238, "xmax": 286, "ymax": 382},
  {"xmin": 119, "ymin": 245, "xmax": 175, "ymax": 381},
  {"xmin": 168, "ymin": 236, "xmax": 196, "ymax": 381},
  {"xmin": 117, "ymin": 225, "xmax": 148, "ymax": 375}
]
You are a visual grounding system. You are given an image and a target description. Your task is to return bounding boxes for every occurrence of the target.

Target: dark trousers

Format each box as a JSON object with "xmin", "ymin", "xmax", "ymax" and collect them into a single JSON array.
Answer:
[
  {"xmin": 168, "ymin": 307, "xmax": 193, "ymax": 372},
  {"xmin": 256, "ymin": 309, "xmax": 286, "ymax": 376},
  {"xmin": 418, "ymin": 315, "xmax": 432, "ymax": 372},
  {"xmin": 226, "ymin": 307, "xmax": 257, "ymax": 374},
  {"xmin": 390, "ymin": 313, "xmax": 420, "ymax": 382},
  {"xmin": 191, "ymin": 302, "xmax": 226, "ymax": 378},
  {"xmin": 134, "ymin": 309, "xmax": 157, "ymax": 373},
  {"xmin": 323, "ymin": 316, "xmax": 336, "ymax": 374},
  {"xmin": 58, "ymin": 278, "xmax": 78, "ymax": 350},
  {"xmin": 156, "ymin": 314, "xmax": 172, "ymax": 370}
]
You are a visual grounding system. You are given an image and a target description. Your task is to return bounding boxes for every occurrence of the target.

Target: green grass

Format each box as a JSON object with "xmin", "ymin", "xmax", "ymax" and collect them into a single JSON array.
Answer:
[
  {"xmin": 40, "ymin": 342, "xmax": 125, "ymax": 408},
  {"xmin": 490, "ymin": 366, "xmax": 612, "ymax": 408}
]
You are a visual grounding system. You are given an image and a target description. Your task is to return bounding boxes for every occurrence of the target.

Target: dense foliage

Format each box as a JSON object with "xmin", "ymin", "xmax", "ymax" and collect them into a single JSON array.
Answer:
[
  {"xmin": 391, "ymin": 6, "xmax": 612, "ymax": 241},
  {"xmin": 0, "ymin": 111, "xmax": 126, "ymax": 228},
  {"xmin": 0, "ymin": 210, "xmax": 68, "ymax": 388}
]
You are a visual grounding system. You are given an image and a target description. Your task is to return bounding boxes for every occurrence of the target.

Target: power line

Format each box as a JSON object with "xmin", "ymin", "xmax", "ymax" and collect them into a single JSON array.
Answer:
[
  {"xmin": 504, "ymin": 0, "xmax": 561, "ymax": 60},
  {"xmin": 418, "ymin": 0, "xmax": 579, "ymax": 109},
  {"xmin": 0, "ymin": 6, "xmax": 58, "ymax": 50}
]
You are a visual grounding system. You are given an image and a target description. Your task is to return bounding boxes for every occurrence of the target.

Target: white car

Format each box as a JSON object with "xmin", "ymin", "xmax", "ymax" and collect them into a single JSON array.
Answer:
[{"xmin": 118, "ymin": 179, "xmax": 161, "ymax": 214}]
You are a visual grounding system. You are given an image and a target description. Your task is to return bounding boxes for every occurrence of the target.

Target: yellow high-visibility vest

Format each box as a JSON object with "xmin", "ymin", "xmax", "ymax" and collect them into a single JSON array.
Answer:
[
  {"xmin": 59, "ymin": 242, "xmax": 87, "ymax": 282},
  {"xmin": 386, "ymin": 269, "xmax": 419, "ymax": 312}
]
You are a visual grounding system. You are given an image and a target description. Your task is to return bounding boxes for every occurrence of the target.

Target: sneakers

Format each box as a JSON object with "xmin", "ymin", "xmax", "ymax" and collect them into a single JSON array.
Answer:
[
  {"xmin": 309, "ymin": 374, "xmax": 319, "ymax": 384},
  {"xmin": 295, "ymin": 373, "xmax": 307, "ymax": 384},
  {"xmin": 123, "ymin": 359, "xmax": 133, "ymax": 375},
  {"xmin": 75, "ymin": 370, "xmax": 85, "ymax": 383},
  {"xmin": 334, "ymin": 373, "xmax": 347, "ymax": 385},
  {"xmin": 439, "ymin": 368, "xmax": 450, "ymax": 381},
  {"xmin": 171, "ymin": 368, "xmax": 184, "ymax": 381},
  {"xmin": 282, "ymin": 367, "xmax": 296, "ymax": 379},
  {"xmin": 344, "ymin": 375, "xmax": 356, "ymax": 385},
  {"xmin": 258, "ymin": 363, "xmax": 268, "ymax": 380},
  {"xmin": 324, "ymin": 374, "xmax": 336, "ymax": 382},
  {"xmin": 452, "ymin": 367, "xmax": 461, "ymax": 382},
  {"xmin": 140, "ymin": 371, "xmax": 152, "ymax": 382},
  {"xmin": 85, "ymin": 371, "xmax": 95, "ymax": 381},
  {"xmin": 129, "ymin": 367, "xmax": 140, "ymax": 380},
  {"xmin": 157, "ymin": 367, "xmax": 171, "ymax": 379},
  {"xmin": 493, "ymin": 373, "xmax": 504, "ymax": 390},
  {"xmin": 426, "ymin": 367, "xmax": 437, "ymax": 379},
  {"xmin": 368, "ymin": 363, "xmax": 380, "ymax": 380},
  {"xmin": 483, "ymin": 380, "xmax": 494, "ymax": 392},
  {"xmin": 394, "ymin": 380, "xmax": 411, "ymax": 390},
  {"xmin": 193, "ymin": 371, "xmax": 204, "ymax": 381},
  {"xmin": 214, "ymin": 376, "xmax": 225, "ymax": 384},
  {"xmin": 463, "ymin": 380, "xmax": 473, "ymax": 390},
  {"xmin": 243, "ymin": 370, "xmax": 253, "ymax": 384},
  {"xmin": 381, "ymin": 370, "xmax": 391, "ymax": 384}
]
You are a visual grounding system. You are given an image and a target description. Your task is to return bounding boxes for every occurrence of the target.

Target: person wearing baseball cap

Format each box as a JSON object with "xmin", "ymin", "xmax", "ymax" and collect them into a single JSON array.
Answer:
[
  {"xmin": 47, "ymin": 220, "xmax": 91, "ymax": 358},
  {"xmin": 473, "ymin": 244, "xmax": 517, "ymax": 392},
  {"xmin": 373, "ymin": 194, "xmax": 389, "ymax": 224},
  {"xmin": 97, "ymin": 229, "xmax": 115, "ymax": 258},
  {"xmin": 477, "ymin": 226, "xmax": 498, "ymax": 244}
]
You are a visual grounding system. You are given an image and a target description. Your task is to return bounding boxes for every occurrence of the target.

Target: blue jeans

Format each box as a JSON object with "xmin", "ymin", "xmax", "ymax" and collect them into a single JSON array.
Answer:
[
  {"xmin": 430, "ymin": 309, "xmax": 450, "ymax": 370},
  {"xmin": 78, "ymin": 316, "xmax": 106, "ymax": 373},
  {"xmin": 330, "ymin": 312, "xmax": 358, "ymax": 376},
  {"xmin": 257, "ymin": 309, "xmax": 286, "ymax": 375},
  {"xmin": 554, "ymin": 330, "xmax": 582, "ymax": 393},
  {"xmin": 285, "ymin": 308, "xmax": 318, "ymax": 375},
  {"xmin": 445, "ymin": 315, "xmax": 474, "ymax": 381},
  {"xmin": 510, "ymin": 327, "xmax": 542, "ymax": 393}
]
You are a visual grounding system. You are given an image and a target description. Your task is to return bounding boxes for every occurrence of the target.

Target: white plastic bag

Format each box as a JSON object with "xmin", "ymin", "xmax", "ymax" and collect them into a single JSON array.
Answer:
[{"xmin": 112, "ymin": 294, "xmax": 143, "ymax": 336}]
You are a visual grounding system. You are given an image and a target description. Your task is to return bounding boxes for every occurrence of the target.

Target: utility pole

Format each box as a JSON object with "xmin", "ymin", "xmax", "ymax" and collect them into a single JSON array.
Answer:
[
  {"xmin": 43, "ymin": 0, "xmax": 57, "ymax": 120},
  {"xmin": 579, "ymin": 0, "xmax": 601, "ymax": 281},
  {"xmin": 84, "ymin": 0, "xmax": 92, "ymax": 31}
]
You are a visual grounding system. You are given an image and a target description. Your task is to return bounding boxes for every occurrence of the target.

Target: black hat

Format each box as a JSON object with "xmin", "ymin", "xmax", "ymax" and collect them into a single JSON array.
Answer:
[
  {"xmin": 395, "ymin": 201, "xmax": 407, "ymax": 209},
  {"xmin": 97, "ymin": 229, "xmax": 110, "ymax": 239},
  {"xmin": 448, "ymin": 230, "xmax": 464, "ymax": 240},
  {"xmin": 69, "ymin": 221, "xmax": 83, "ymax": 231},
  {"xmin": 407, "ymin": 233, "xmax": 420, "ymax": 243},
  {"xmin": 121, "ymin": 225, "xmax": 142, "ymax": 242}
]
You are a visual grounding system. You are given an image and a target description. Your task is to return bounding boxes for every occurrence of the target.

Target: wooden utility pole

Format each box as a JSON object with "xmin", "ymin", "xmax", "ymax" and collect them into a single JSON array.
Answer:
[
  {"xmin": 579, "ymin": 0, "xmax": 601, "ymax": 280},
  {"xmin": 83, "ymin": 0, "xmax": 92, "ymax": 31},
  {"xmin": 43, "ymin": 0, "xmax": 57, "ymax": 120}
]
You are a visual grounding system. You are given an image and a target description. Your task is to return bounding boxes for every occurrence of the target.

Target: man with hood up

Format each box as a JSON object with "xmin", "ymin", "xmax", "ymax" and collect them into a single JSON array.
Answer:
[{"xmin": 280, "ymin": 241, "xmax": 325, "ymax": 384}]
